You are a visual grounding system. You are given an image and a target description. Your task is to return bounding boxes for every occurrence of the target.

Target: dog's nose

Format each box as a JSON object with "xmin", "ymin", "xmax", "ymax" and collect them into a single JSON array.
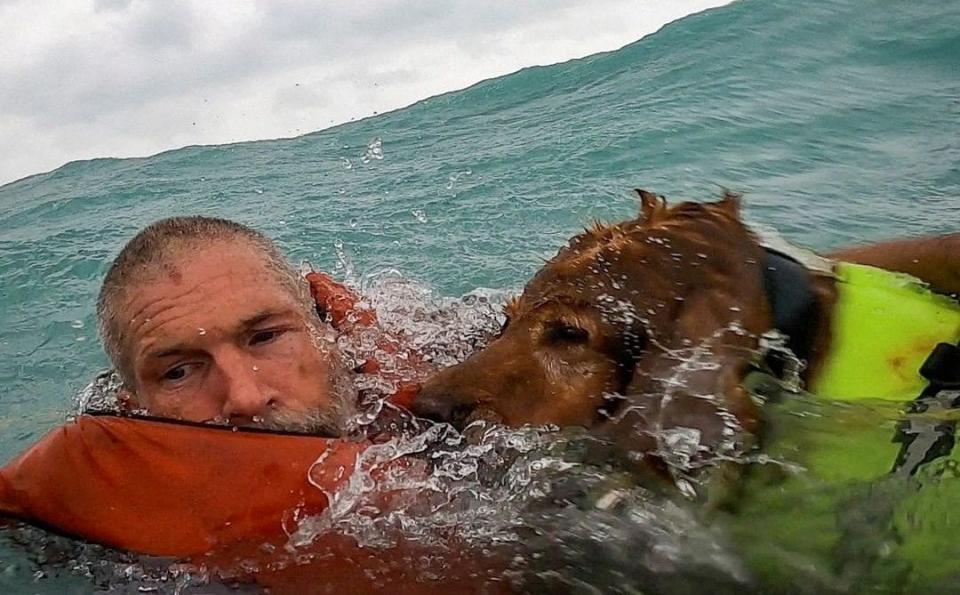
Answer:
[
  {"xmin": 409, "ymin": 388, "xmax": 457, "ymax": 423},
  {"xmin": 410, "ymin": 387, "xmax": 478, "ymax": 429}
]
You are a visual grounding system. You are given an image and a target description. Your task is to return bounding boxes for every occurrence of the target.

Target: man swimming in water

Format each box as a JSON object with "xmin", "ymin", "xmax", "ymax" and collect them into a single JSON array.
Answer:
[
  {"xmin": 96, "ymin": 216, "xmax": 358, "ymax": 434},
  {"xmin": 0, "ymin": 216, "xmax": 436, "ymax": 562}
]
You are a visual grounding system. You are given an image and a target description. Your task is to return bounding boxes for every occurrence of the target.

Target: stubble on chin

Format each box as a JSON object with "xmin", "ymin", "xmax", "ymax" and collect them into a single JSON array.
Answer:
[{"xmin": 259, "ymin": 330, "xmax": 359, "ymax": 436}]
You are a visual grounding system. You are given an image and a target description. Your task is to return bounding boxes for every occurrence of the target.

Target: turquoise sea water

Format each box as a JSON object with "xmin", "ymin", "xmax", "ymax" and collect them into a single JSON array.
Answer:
[{"xmin": 1, "ymin": 0, "xmax": 959, "ymax": 591}]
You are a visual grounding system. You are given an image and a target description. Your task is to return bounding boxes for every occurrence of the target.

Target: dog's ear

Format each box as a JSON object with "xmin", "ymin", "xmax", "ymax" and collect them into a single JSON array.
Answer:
[
  {"xmin": 635, "ymin": 189, "xmax": 668, "ymax": 224},
  {"xmin": 631, "ymin": 291, "xmax": 762, "ymax": 430},
  {"xmin": 598, "ymin": 292, "xmax": 760, "ymax": 486},
  {"xmin": 604, "ymin": 287, "xmax": 767, "ymax": 474},
  {"xmin": 716, "ymin": 189, "xmax": 742, "ymax": 218}
]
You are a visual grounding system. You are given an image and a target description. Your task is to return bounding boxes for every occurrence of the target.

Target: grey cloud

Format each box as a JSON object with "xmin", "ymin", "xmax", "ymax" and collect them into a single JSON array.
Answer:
[
  {"xmin": 94, "ymin": 0, "xmax": 132, "ymax": 12},
  {"xmin": 0, "ymin": 0, "xmax": 730, "ymax": 184},
  {"xmin": 256, "ymin": 0, "xmax": 587, "ymax": 51},
  {"xmin": 272, "ymin": 83, "xmax": 330, "ymax": 114},
  {"xmin": 1, "ymin": 0, "xmax": 593, "ymax": 126},
  {"xmin": 123, "ymin": 0, "xmax": 198, "ymax": 50}
]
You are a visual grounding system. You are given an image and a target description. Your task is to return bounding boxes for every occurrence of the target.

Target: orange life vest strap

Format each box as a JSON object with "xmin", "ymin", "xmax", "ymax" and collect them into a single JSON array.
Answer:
[{"xmin": 307, "ymin": 271, "xmax": 425, "ymax": 407}]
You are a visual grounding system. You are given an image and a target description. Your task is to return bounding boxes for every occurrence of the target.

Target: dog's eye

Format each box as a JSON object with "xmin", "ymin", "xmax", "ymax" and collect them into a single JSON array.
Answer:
[{"xmin": 546, "ymin": 322, "xmax": 590, "ymax": 344}]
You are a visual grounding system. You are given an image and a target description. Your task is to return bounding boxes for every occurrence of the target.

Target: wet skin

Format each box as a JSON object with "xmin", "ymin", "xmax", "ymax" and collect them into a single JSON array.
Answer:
[{"xmin": 118, "ymin": 241, "xmax": 336, "ymax": 426}]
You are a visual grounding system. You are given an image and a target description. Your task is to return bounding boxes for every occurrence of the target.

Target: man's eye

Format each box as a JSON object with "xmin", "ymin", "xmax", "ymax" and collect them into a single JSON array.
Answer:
[
  {"xmin": 162, "ymin": 365, "xmax": 190, "ymax": 382},
  {"xmin": 250, "ymin": 329, "xmax": 282, "ymax": 346}
]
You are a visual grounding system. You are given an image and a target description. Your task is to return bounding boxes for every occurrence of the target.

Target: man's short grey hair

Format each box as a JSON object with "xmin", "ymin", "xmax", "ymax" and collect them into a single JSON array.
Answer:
[{"xmin": 97, "ymin": 216, "xmax": 310, "ymax": 385}]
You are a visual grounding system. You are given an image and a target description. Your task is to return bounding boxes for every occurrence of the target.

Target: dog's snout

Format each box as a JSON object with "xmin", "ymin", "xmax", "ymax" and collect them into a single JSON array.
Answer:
[{"xmin": 411, "ymin": 389, "xmax": 453, "ymax": 421}]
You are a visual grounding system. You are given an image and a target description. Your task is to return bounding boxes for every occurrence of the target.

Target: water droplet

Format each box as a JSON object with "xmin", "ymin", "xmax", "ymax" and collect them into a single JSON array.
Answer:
[
  {"xmin": 197, "ymin": 328, "xmax": 207, "ymax": 335},
  {"xmin": 252, "ymin": 365, "xmax": 259, "ymax": 372}
]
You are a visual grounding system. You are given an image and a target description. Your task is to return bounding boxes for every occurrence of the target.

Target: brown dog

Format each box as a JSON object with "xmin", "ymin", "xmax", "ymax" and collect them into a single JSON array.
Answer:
[{"xmin": 411, "ymin": 190, "xmax": 960, "ymax": 470}]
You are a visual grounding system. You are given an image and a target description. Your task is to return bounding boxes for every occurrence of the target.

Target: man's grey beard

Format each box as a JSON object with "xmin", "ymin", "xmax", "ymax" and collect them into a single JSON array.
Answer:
[
  {"xmin": 256, "ymin": 395, "xmax": 357, "ymax": 436},
  {"xmin": 254, "ymin": 351, "xmax": 360, "ymax": 437}
]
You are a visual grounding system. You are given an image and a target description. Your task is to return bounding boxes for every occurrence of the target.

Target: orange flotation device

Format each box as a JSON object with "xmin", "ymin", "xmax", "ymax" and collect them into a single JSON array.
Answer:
[
  {"xmin": 306, "ymin": 271, "xmax": 425, "ymax": 408},
  {"xmin": 0, "ymin": 415, "xmax": 510, "ymax": 594},
  {"xmin": 0, "ymin": 414, "xmax": 365, "ymax": 557},
  {"xmin": 0, "ymin": 274, "xmax": 508, "ymax": 594}
]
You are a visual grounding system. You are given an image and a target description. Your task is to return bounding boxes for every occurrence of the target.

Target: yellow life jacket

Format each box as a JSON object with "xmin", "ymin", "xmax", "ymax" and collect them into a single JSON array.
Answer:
[{"xmin": 810, "ymin": 262, "xmax": 960, "ymax": 401}]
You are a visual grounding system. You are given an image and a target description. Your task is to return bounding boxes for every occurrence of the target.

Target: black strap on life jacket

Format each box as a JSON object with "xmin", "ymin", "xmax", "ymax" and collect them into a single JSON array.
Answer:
[
  {"xmin": 891, "ymin": 341, "xmax": 960, "ymax": 476},
  {"xmin": 760, "ymin": 248, "xmax": 819, "ymax": 372}
]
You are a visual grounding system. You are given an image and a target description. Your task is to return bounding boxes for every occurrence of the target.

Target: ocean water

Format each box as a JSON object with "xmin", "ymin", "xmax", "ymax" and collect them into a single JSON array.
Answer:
[{"xmin": 1, "ymin": 0, "xmax": 959, "ymax": 592}]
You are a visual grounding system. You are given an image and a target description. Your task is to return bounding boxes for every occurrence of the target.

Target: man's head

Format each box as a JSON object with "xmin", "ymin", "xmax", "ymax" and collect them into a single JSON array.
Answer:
[{"xmin": 97, "ymin": 217, "xmax": 354, "ymax": 434}]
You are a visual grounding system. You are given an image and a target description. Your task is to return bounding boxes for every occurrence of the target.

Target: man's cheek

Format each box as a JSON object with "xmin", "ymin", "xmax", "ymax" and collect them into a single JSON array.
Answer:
[
  {"xmin": 270, "ymin": 332, "xmax": 318, "ymax": 362},
  {"xmin": 146, "ymin": 394, "xmax": 188, "ymax": 419},
  {"xmin": 263, "ymin": 341, "xmax": 328, "ymax": 390},
  {"xmin": 296, "ymin": 349, "xmax": 330, "ymax": 384},
  {"xmin": 291, "ymin": 333, "xmax": 330, "ymax": 371}
]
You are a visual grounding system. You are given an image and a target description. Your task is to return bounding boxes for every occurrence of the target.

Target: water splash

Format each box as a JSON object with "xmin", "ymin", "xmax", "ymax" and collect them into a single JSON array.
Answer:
[
  {"xmin": 73, "ymin": 369, "xmax": 125, "ymax": 415},
  {"xmin": 444, "ymin": 169, "xmax": 472, "ymax": 194},
  {"xmin": 289, "ymin": 420, "xmax": 563, "ymax": 550},
  {"xmin": 360, "ymin": 136, "xmax": 384, "ymax": 163}
]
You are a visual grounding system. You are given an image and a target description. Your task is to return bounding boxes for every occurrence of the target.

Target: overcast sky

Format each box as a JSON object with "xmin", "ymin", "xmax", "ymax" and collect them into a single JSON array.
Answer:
[{"xmin": 0, "ymin": 0, "xmax": 731, "ymax": 186}]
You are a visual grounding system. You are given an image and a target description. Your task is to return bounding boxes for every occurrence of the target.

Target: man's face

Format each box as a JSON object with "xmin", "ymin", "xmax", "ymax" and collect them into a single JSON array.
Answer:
[{"xmin": 117, "ymin": 240, "xmax": 344, "ymax": 431}]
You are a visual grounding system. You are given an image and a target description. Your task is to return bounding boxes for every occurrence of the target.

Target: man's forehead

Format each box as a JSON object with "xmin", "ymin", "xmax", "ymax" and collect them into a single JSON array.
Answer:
[{"xmin": 118, "ymin": 241, "xmax": 300, "ymax": 337}]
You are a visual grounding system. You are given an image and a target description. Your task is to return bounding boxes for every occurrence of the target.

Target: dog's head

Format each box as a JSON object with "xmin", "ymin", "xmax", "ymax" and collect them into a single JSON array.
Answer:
[{"xmin": 413, "ymin": 191, "xmax": 773, "ymax": 458}]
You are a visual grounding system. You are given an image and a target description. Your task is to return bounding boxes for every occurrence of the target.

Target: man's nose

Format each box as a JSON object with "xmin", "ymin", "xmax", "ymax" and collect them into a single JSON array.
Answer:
[{"xmin": 218, "ymin": 350, "xmax": 273, "ymax": 420}]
